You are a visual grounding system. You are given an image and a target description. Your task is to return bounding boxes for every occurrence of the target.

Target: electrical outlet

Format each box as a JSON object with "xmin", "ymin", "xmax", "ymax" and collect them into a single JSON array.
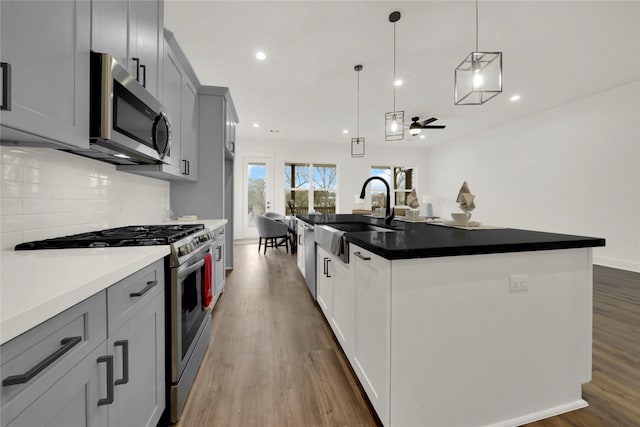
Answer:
[{"xmin": 509, "ymin": 274, "xmax": 529, "ymax": 292}]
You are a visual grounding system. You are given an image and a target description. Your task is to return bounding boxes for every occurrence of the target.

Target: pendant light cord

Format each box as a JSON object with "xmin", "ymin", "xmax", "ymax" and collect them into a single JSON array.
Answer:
[
  {"xmin": 356, "ymin": 68, "xmax": 360, "ymax": 137},
  {"xmin": 393, "ymin": 20, "xmax": 396, "ymax": 112},
  {"xmin": 475, "ymin": 0, "xmax": 479, "ymax": 52}
]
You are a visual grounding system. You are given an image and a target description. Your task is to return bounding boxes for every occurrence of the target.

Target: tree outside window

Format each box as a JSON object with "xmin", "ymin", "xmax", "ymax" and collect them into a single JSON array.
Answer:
[
  {"xmin": 370, "ymin": 166, "xmax": 415, "ymax": 209},
  {"xmin": 312, "ymin": 164, "xmax": 337, "ymax": 214},
  {"xmin": 284, "ymin": 163, "xmax": 337, "ymax": 214}
]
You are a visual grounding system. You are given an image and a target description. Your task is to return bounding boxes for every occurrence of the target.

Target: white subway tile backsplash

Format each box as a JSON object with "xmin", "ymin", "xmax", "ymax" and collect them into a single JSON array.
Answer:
[
  {"xmin": 1, "ymin": 147, "xmax": 170, "ymax": 250},
  {"xmin": 1, "ymin": 164, "xmax": 22, "ymax": 181},
  {"xmin": 1, "ymin": 198, "xmax": 22, "ymax": 215}
]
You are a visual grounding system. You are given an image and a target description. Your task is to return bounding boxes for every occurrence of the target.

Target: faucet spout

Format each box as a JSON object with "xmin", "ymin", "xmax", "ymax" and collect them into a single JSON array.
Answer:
[{"xmin": 359, "ymin": 176, "xmax": 392, "ymax": 221}]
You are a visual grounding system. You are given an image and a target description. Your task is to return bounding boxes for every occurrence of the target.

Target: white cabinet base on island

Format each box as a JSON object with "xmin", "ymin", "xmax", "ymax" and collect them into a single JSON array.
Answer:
[{"xmin": 331, "ymin": 245, "xmax": 594, "ymax": 427}]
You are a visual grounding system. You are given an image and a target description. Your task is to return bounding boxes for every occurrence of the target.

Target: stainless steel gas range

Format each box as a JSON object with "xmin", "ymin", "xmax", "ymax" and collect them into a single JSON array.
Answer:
[{"xmin": 15, "ymin": 224, "xmax": 216, "ymax": 423}]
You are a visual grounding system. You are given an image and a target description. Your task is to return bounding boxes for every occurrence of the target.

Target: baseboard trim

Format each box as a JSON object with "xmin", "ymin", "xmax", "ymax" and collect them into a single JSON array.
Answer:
[
  {"xmin": 484, "ymin": 399, "xmax": 588, "ymax": 427},
  {"xmin": 594, "ymin": 256, "xmax": 640, "ymax": 273}
]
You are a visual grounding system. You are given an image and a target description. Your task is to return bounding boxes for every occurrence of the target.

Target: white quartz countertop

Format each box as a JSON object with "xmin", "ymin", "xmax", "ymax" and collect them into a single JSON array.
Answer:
[
  {"xmin": 0, "ymin": 246, "xmax": 169, "ymax": 345},
  {"xmin": 0, "ymin": 219, "xmax": 227, "ymax": 345}
]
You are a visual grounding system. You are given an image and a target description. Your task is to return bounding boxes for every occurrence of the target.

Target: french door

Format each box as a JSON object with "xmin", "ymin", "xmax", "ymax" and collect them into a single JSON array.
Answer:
[{"xmin": 242, "ymin": 155, "xmax": 274, "ymax": 238}]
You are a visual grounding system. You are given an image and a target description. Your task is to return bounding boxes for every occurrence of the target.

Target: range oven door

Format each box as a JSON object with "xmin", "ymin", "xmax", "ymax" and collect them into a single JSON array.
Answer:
[{"xmin": 170, "ymin": 245, "xmax": 211, "ymax": 383}]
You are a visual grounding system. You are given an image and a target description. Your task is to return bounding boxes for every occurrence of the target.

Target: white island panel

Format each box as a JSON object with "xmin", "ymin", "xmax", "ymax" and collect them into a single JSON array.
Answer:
[{"xmin": 389, "ymin": 248, "xmax": 592, "ymax": 427}]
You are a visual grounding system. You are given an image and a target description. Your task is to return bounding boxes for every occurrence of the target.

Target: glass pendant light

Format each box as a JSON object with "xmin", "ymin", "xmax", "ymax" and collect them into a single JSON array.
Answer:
[
  {"xmin": 385, "ymin": 11, "xmax": 404, "ymax": 141},
  {"xmin": 351, "ymin": 65, "xmax": 365, "ymax": 158},
  {"xmin": 454, "ymin": 0, "xmax": 502, "ymax": 105}
]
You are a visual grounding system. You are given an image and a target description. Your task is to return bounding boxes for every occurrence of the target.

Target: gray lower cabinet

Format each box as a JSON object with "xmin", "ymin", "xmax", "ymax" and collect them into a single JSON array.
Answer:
[
  {"xmin": 106, "ymin": 260, "xmax": 165, "ymax": 427},
  {"xmin": 0, "ymin": 260, "xmax": 165, "ymax": 427},
  {"xmin": 212, "ymin": 227, "xmax": 226, "ymax": 299},
  {"xmin": 0, "ymin": 0, "xmax": 90, "ymax": 149}
]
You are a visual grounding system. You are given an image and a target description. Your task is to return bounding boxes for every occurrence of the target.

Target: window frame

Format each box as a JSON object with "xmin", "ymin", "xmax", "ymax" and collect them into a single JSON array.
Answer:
[
  {"xmin": 284, "ymin": 162, "xmax": 338, "ymax": 215},
  {"xmin": 369, "ymin": 165, "xmax": 417, "ymax": 209}
]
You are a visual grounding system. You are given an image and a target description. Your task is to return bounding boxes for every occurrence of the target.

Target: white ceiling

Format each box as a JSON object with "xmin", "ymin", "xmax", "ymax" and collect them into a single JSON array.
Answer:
[{"xmin": 164, "ymin": 1, "xmax": 640, "ymax": 147}]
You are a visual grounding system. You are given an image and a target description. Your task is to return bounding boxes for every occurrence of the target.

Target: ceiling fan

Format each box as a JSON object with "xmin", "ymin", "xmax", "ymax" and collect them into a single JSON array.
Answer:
[{"xmin": 408, "ymin": 116, "xmax": 446, "ymax": 136}]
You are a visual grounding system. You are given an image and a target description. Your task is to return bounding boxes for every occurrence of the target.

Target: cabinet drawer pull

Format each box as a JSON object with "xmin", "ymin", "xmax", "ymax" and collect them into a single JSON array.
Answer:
[
  {"xmin": 132, "ymin": 57, "xmax": 140, "ymax": 82},
  {"xmin": 354, "ymin": 252, "xmax": 371, "ymax": 261},
  {"xmin": 1, "ymin": 62, "xmax": 11, "ymax": 111},
  {"xmin": 129, "ymin": 280, "xmax": 157, "ymax": 297},
  {"xmin": 114, "ymin": 340, "xmax": 129, "ymax": 385},
  {"xmin": 2, "ymin": 336, "xmax": 82, "ymax": 386},
  {"xmin": 139, "ymin": 63, "xmax": 146, "ymax": 88},
  {"xmin": 97, "ymin": 355, "xmax": 114, "ymax": 406},
  {"xmin": 216, "ymin": 246, "xmax": 222, "ymax": 261}
]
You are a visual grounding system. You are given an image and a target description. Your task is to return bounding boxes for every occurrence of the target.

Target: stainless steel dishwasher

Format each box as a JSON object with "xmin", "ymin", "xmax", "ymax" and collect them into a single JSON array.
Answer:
[{"xmin": 302, "ymin": 222, "xmax": 316, "ymax": 299}]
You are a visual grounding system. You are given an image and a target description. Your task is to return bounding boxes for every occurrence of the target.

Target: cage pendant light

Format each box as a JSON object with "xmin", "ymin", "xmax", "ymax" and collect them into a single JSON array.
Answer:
[
  {"xmin": 454, "ymin": 0, "xmax": 502, "ymax": 105},
  {"xmin": 385, "ymin": 11, "xmax": 404, "ymax": 141},
  {"xmin": 351, "ymin": 65, "xmax": 365, "ymax": 158}
]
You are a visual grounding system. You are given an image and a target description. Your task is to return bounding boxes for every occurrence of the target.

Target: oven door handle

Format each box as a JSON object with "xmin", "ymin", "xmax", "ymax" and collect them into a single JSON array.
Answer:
[{"xmin": 178, "ymin": 259, "xmax": 205, "ymax": 279}]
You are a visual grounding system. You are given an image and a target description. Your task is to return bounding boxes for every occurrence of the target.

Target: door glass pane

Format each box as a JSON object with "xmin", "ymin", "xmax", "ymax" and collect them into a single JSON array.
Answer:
[
  {"xmin": 284, "ymin": 163, "xmax": 310, "ymax": 214},
  {"xmin": 247, "ymin": 163, "xmax": 266, "ymax": 228}
]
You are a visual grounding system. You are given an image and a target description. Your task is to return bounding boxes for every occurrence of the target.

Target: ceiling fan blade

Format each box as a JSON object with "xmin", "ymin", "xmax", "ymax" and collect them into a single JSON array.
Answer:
[
  {"xmin": 423, "ymin": 125, "xmax": 446, "ymax": 129},
  {"xmin": 421, "ymin": 117, "xmax": 438, "ymax": 125}
]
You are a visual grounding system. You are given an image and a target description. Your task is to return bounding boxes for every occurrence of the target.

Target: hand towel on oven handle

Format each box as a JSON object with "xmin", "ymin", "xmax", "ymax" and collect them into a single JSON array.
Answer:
[{"xmin": 202, "ymin": 252, "xmax": 213, "ymax": 309}]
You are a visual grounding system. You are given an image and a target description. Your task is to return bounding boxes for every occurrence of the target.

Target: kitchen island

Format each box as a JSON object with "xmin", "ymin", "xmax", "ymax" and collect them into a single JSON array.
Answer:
[{"xmin": 298, "ymin": 214, "xmax": 605, "ymax": 427}]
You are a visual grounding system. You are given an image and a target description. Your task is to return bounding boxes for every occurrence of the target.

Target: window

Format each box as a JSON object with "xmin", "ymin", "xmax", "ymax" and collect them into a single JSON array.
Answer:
[
  {"xmin": 370, "ymin": 165, "xmax": 415, "ymax": 209},
  {"xmin": 285, "ymin": 163, "xmax": 337, "ymax": 214}
]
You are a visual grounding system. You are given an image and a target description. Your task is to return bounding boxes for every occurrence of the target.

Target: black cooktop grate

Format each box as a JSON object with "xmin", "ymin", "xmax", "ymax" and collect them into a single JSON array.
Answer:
[{"xmin": 14, "ymin": 224, "xmax": 205, "ymax": 250}]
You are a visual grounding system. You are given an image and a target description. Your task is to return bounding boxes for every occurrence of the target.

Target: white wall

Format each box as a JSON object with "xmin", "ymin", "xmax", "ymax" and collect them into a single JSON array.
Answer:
[
  {"xmin": 1, "ymin": 147, "xmax": 170, "ymax": 250},
  {"xmin": 233, "ymin": 139, "xmax": 431, "ymax": 238},
  {"xmin": 427, "ymin": 81, "xmax": 640, "ymax": 272}
]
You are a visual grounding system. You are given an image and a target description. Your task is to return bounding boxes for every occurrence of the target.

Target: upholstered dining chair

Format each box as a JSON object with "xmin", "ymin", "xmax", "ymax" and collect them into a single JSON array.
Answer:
[{"xmin": 255, "ymin": 215, "xmax": 289, "ymax": 254}]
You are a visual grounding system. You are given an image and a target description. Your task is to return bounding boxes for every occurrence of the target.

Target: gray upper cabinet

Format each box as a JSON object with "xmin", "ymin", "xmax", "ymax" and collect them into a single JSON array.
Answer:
[
  {"xmin": 91, "ymin": 0, "xmax": 163, "ymax": 99},
  {"xmin": 171, "ymin": 86, "xmax": 237, "ymax": 269},
  {"xmin": 0, "ymin": 0, "xmax": 90, "ymax": 150},
  {"xmin": 119, "ymin": 30, "xmax": 198, "ymax": 181}
]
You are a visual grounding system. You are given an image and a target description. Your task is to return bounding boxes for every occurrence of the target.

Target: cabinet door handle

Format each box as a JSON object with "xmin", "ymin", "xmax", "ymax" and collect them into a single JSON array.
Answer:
[
  {"xmin": 298, "ymin": 234, "xmax": 302, "ymax": 245},
  {"xmin": 323, "ymin": 257, "xmax": 329, "ymax": 276},
  {"xmin": 114, "ymin": 340, "xmax": 129, "ymax": 385},
  {"xmin": 139, "ymin": 64, "xmax": 146, "ymax": 88},
  {"xmin": 2, "ymin": 336, "xmax": 82, "ymax": 386},
  {"xmin": 1, "ymin": 62, "xmax": 11, "ymax": 111},
  {"xmin": 182, "ymin": 159, "xmax": 187, "ymax": 175},
  {"xmin": 129, "ymin": 280, "xmax": 157, "ymax": 297},
  {"xmin": 186, "ymin": 160, "xmax": 190, "ymax": 175},
  {"xmin": 97, "ymin": 355, "xmax": 114, "ymax": 406},
  {"xmin": 132, "ymin": 57, "xmax": 140, "ymax": 82},
  {"xmin": 354, "ymin": 252, "xmax": 371, "ymax": 261},
  {"xmin": 216, "ymin": 246, "xmax": 222, "ymax": 261}
]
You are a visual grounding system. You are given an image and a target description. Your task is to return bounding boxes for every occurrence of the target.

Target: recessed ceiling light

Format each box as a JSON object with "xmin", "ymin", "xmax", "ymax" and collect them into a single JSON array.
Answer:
[
  {"xmin": 256, "ymin": 51, "xmax": 266, "ymax": 60},
  {"xmin": 394, "ymin": 79, "xmax": 403, "ymax": 86},
  {"xmin": 510, "ymin": 94, "xmax": 521, "ymax": 101},
  {"xmin": 342, "ymin": 129, "xmax": 349, "ymax": 134},
  {"xmin": 113, "ymin": 153, "xmax": 131, "ymax": 159},
  {"xmin": 253, "ymin": 123, "xmax": 260, "ymax": 128},
  {"xmin": 419, "ymin": 135, "xmax": 426, "ymax": 139}
]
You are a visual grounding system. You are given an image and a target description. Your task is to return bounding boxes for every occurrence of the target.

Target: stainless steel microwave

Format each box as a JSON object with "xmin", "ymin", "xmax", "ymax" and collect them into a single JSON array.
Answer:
[{"xmin": 69, "ymin": 52, "xmax": 171, "ymax": 165}]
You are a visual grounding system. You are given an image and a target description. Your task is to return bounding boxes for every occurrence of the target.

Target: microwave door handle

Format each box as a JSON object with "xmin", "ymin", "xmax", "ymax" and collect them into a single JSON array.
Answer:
[
  {"xmin": 177, "ymin": 259, "xmax": 205, "ymax": 279},
  {"xmin": 100, "ymin": 54, "xmax": 113, "ymax": 140}
]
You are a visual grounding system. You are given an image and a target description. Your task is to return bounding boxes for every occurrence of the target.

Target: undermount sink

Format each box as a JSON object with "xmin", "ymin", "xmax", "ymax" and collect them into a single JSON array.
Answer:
[{"xmin": 328, "ymin": 223, "xmax": 395, "ymax": 233}]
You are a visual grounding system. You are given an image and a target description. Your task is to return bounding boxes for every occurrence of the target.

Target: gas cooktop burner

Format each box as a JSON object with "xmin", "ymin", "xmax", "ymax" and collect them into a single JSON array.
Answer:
[{"xmin": 14, "ymin": 224, "xmax": 205, "ymax": 250}]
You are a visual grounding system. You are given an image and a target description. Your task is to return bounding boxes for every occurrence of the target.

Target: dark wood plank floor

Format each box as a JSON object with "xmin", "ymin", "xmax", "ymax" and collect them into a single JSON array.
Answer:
[{"xmin": 175, "ymin": 245, "xmax": 640, "ymax": 427}]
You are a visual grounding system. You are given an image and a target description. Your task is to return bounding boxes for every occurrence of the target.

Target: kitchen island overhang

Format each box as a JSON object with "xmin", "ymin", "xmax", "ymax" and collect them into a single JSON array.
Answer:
[{"xmin": 298, "ymin": 214, "xmax": 605, "ymax": 426}]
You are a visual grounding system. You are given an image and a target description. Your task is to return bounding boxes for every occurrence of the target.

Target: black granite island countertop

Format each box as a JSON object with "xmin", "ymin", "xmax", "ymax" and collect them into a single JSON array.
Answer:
[{"xmin": 297, "ymin": 214, "xmax": 605, "ymax": 260}]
